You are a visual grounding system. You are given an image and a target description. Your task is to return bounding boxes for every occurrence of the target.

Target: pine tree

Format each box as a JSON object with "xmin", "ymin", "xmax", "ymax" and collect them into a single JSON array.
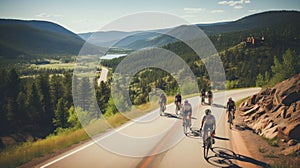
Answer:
[
  {"xmin": 77, "ymin": 77, "xmax": 92, "ymax": 111},
  {"xmin": 53, "ymin": 98, "xmax": 69, "ymax": 128},
  {"xmin": 96, "ymin": 81, "xmax": 111, "ymax": 114},
  {"xmin": 26, "ymin": 82, "xmax": 43, "ymax": 127},
  {"xmin": 271, "ymin": 49, "xmax": 299, "ymax": 85},
  {"xmin": 36, "ymin": 73, "xmax": 53, "ymax": 129},
  {"xmin": 4, "ymin": 69, "xmax": 20, "ymax": 132}
]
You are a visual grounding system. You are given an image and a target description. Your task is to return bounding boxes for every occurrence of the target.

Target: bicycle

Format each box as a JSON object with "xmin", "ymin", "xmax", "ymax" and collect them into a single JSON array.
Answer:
[
  {"xmin": 160, "ymin": 102, "xmax": 165, "ymax": 116},
  {"xmin": 201, "ymin": 95, "xmax": 205, "ymax": 105},
  {"xmin": 227, "ymin": 109, "xmax": 234, "ymax": 129},
  {"xmin": 208, "ymin": 96, "xmax": 213, "ymax": 105},
  {"xmin": 183, "ymin": 117, "xmax": 191, "ymax": 136},
  {"xmin": 202, "ymin": 129, "xmax": 215, "ymax": 159},
  {"xmin": 175, "ymin": 102, "xmax": 181, "ymax": 116}
]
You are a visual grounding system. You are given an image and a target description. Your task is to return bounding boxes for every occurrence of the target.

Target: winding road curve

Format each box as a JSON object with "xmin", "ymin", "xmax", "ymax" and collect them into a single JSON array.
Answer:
[{"xmin": 38, "ymin": 88, "xmax": 264, "ymax": 168}]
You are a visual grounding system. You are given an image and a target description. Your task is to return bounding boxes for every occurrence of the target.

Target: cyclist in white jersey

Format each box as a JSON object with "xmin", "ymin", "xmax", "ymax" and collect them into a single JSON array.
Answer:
[
  {"xmin": 182, "ymin": 99, "xmax": 192, "ymax": 127},
  {"xmin": 200, "ymin": 109, "xmax": 216, "ymax": 146}
]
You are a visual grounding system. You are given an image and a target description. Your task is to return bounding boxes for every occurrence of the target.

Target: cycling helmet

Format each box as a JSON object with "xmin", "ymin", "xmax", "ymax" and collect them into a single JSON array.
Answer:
[
  {"xmin": 205, "ymin": 109, "xmax": 211, "ymax": 115},
  {"xmin": 184, "ymin": 99, "xmax": 188, "ymax": 103}
]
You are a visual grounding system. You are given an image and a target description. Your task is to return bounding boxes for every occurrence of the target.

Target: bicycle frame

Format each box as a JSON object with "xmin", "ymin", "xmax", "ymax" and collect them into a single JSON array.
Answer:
[
  {"xmin": 203, "ymin": 129, "xmax": 214, "ymax": 158},
  {"xmin": 175, "ymin": 102, "xmax": 181, "ymax": 116},
  {"xmin": 227, "ymin": 109, "xmax": 234, "ymax": 129},
  {"xmin": 160, "ymin": 102, "xmax": 165, "ymax": 116},
  {"xmin": 183, "ymin": 117, "xmax": 191, "ymax": 136}
]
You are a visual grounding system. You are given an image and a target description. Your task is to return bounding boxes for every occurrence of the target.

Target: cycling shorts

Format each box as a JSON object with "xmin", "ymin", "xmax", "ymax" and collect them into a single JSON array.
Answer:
[
  {"xmin": 204, "ymin": 124, "xmax": 214, "ymax": 132},
  {"xmin": 183, "ymin": 110, "xmax": 191, "ymax": 116}
]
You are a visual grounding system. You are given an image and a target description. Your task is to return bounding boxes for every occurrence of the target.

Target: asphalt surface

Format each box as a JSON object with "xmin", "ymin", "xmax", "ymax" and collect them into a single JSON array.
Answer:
[{"xmin": 38, "ymin": 88, "xmax": 261, "ymax": 168}]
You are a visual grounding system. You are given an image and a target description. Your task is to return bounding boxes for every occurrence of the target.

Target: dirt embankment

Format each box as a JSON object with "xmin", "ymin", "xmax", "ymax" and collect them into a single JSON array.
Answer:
[{"xmin": 239, "ymin": 74, "xmax": 300, "ymax": 158}]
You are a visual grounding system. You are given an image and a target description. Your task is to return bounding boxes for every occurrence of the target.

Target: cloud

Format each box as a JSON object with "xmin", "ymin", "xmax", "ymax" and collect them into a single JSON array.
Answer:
[
  {"xmin": 211, "ymin": 10, "xmax": 224, "ymax": 13},
  {"xmin": 183, "ymin": 8, "xmax": 206, "ymax": 13},
  {"xmin": 234, "ymin": 5, "xmax": 243, "ymax": 9},
  {"xmin": 36, "ymin": 13, "xmax": 62, "ymax": 18},
  {"xmin": 218, "ymin": 0, "xmax": 250, "ymax": 9}
]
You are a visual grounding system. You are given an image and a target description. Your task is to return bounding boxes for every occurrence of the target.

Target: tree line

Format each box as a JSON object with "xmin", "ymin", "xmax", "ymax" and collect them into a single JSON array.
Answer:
[{"xmin": 0, "ymin": 69, "xmax": 111, "ymax": 148}]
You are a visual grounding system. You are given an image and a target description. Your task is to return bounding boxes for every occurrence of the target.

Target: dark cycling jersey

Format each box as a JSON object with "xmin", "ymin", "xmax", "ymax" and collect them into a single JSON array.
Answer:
[
  {"xmin": 175, "ymin": 94, "xmax": 182, "ymax": 103},
  {"xmin": 207, "ymin": 90, "xmax": 213, "ymax": 98},
  {"xmin": 227, "ymin": 100, "xmax": 236, "ymax": 111},
  {"xmin": 201, "ymin": 89, "xmax": 206, "ymax": 97}
]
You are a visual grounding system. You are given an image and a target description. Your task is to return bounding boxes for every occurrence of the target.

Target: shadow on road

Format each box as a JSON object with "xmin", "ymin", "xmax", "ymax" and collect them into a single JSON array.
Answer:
[
  {"xmin": 206, "ymin": 147, "xmax": 270, "ymax": 168},
  {"xmin": 211, "ymin": 103, "xmax": 226, "ymax": 109},
  {"xmin": 162, "ymin": 112, "xmax": 197, "ymax": 120}
]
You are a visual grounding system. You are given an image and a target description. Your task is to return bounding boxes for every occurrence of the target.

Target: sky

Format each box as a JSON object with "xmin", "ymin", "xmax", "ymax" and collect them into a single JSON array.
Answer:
[{"xmin": 0, "ymin": 0, "xmax": 299, "ymax": 33}]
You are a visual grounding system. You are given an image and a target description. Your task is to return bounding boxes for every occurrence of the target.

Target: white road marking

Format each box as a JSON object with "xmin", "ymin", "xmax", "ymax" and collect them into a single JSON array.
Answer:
[{"xmin": 40, "ymin": 106, "xmax": 167, "ymax": 168}]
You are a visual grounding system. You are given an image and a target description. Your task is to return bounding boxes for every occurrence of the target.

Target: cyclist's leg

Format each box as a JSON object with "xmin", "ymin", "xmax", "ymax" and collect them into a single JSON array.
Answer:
[
  {"xmin": 203, "ymin": 125, "xmax": 208, "ymax": 146},
  {"xmin": 209, "ymin": 125, "xmax": 215, "ymax": 144},
  {"xmin": 233, "ymin": 110, "xmax": 235, "ymax": 119},
  {"xmin": 202, "ymin": 130, "xmax": 206, "ymax": 147}
]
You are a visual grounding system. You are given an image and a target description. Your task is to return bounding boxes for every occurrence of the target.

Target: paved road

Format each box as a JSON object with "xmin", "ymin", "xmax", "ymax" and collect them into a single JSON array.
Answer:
[
  {"xmin": 97, "ymin": 67, "xmax": 108, "ymax": 86},
  {"xmin": 38, "ymin": 88, "xmax": 262, "ymax": 168}
]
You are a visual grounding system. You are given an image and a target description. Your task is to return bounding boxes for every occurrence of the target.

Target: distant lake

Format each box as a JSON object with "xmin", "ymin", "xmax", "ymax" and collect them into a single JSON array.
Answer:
[{"xmin": 100, "ymin": 54, "xmax": 127, "ymax": 60}]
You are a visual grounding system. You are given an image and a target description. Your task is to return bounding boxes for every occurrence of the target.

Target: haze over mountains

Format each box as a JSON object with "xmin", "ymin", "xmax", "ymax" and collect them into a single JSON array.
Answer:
[{"xmin": 0, "ymin": 10, "xmax": 299, "ymax": 64}]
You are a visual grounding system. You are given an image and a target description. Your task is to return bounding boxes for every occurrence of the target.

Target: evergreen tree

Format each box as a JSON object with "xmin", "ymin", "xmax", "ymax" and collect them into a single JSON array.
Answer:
[
  {"xmin": 271, "ymin": 49, "xmax": 300, "ymax": 85},
  {"xmin": 96, "ymin": 81, "xmax": 111, "ymax": 114},
  {"xmin": 26, "ymin": 82, "xmax": 43, "ymax": 127},
  {"xmin": 4, "ymin": 69, "xmax": 20, "ymax": 131},
  {"xmin": 77, "ymin": 77, "xmax": 92, "ymax": 111},
  {"xmin": 53, "ymin": 98, "xmax": 69, "ymax": 128},
  {"xmin": 36, "ymin": 73, "xmax": 53, "ymax": 129}
]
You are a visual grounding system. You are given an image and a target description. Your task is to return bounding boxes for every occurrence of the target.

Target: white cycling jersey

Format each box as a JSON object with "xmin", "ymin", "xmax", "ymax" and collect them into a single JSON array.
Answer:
[
  {"xmin": 182, "ymin": 103, "xmax": 192, "ymax": 116},
  {"xmin": 202, "ymin": 114, "xmax": 215, "ymax": 125}
]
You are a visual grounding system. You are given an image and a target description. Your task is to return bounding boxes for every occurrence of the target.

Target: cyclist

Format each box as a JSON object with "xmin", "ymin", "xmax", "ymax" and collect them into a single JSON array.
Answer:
[
  {"xmin": 159, "ymin": 93, "xmax": 167, "ymax": 115},
  {"xmin": 182, "ymin": 99, "xmax": 192, "ymax": 128},
  {"xmin": 200, "ymin": 109, "xmax": 216, "ymax": 146},
  {"xmin": 174, "ymin": 92, "xmax": 182, "ymax": 115},
  {"xmin": 226, "ymin": 97, "xmax": 236, "ymax": 120},
  {"xmin": 200, "ymin": 89, "xmax": 206, "ymax": 105},
  {"xmin": 207, "ymin": 90, "xmax": 213, "ymax": 105}
]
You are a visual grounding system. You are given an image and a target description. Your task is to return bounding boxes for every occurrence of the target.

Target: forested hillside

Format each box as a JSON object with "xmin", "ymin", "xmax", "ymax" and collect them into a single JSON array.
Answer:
[
  {"xmin": 0, "ymin": 69, "xmax": 110, "ymax": 148},
  {"xmin": 1, "ymin": 10, "xmax": 299, "ymax": 149}
]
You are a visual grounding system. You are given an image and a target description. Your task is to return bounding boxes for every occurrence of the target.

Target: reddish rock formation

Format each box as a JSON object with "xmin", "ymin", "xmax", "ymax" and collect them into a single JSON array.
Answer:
[{"xmin": 239, "ymin": 74, "xmax": 300, "ymax": 143}]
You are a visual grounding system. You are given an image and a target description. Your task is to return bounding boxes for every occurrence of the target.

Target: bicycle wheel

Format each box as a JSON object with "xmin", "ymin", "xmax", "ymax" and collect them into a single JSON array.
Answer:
[
  {"xmin": 183, "ymin": 119, "xmax": 189, "ymax": 135},
  {"xmin": 228, "ymin": 113, "xmax": 233, "ymax": 129},
  {"xmin": 160, "ymin": 103, "xmax": 165, "ymax": 116},
  {"xmin": 204, "ymin": 137, "xmax": 210, "ymax": 158}
]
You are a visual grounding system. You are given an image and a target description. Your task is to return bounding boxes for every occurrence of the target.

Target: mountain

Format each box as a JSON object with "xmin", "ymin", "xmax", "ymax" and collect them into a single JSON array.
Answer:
[
  {"xmin": 78, "ymin": 29, "xmax": 170, "ymax": 49},
  {"xmin": 0, "ymin": 19, "xmax": 100, "ymax": 64},
  {"xmin": 79, "ymin": 11, "xmax": 300, "ymax": 51},
  {"xmin": 0, "ymin": 19, "xmax": 79, "ymax": 36},
  {"xmin": 198, "ymin": 10, "xmax": 300, "ymax": 34}
]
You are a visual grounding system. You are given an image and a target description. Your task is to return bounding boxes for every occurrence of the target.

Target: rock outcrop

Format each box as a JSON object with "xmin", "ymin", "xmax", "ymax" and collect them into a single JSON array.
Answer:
[{"xmin": 239, "ymin": 74, "xmax": 300, "ymax": 144}]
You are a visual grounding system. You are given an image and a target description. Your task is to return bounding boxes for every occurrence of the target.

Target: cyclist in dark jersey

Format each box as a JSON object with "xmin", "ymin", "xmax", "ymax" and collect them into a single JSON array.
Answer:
[
  {"xmin": 174, "ymin": 92, "xmax": 182, "ymax": 115},
  {"xmin": 200, "ymin": 89, "xmax": 206, "ymax": 105},
  {"xmin": 226, "ymin": 97, "xmax": 236, "ymax": 119}
]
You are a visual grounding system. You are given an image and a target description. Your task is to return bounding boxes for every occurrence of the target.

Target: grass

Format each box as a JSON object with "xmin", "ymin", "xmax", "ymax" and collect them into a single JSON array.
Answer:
[
  {"xmin": 258, "ymin": 146, "xmax": 267, "ymax": 153},
  {"xmin": 264, "ymin": 137, "xmax": 279, "ymax": 147},
  {"xmin": 0, "ymin": 128, "xmax": 89, "ymax": 168},
  {"xmin": 236, "ymin": 96, "xmax": 249, "ymax": 107},
  {"xmin": 0, "ymin": 100, "xmax": 165, "ymax": 168},
  {"xmin": 264, "ymin": 151, "xmax": 278, "ymax": 158}
]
